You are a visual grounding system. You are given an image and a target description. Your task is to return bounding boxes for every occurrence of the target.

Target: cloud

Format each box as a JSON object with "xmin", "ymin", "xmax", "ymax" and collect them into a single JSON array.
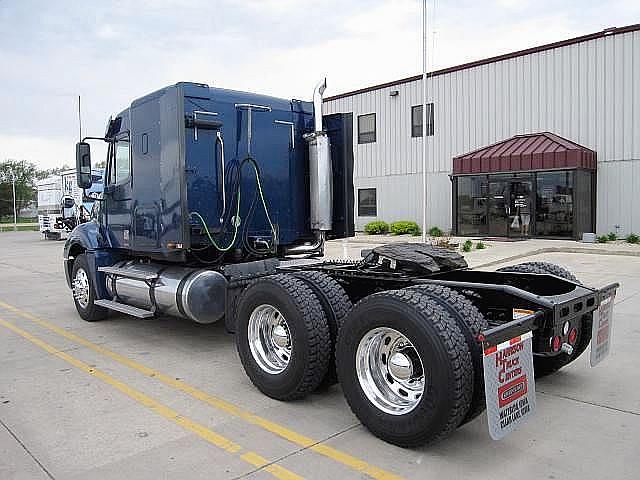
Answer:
[
  {"xmin": 495, "ymin": 0, "xmax": 530, "ymax": 9},
  {"xmin": 0, "ymin": 0, "xmax": 638, "ymax": 169}
]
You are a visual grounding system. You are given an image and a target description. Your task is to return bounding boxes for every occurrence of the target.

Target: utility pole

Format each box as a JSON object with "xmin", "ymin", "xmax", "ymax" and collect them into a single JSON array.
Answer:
[
  {"xmin": 11, "ymin": 171, "xmax": 17, "ymax": 231},
  {"xmin": 421, "ymin": 0, "xmax": 428, "ymax": 243},
  {"xmin": 78, "ymin": 95, "xmax": 82, "ymax": 141}
]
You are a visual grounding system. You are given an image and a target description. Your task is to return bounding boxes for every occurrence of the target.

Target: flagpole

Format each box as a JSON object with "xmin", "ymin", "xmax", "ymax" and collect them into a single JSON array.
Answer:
[{"xmin": 421, "ymin": 0, "xmax": 428, "ymax": 243}]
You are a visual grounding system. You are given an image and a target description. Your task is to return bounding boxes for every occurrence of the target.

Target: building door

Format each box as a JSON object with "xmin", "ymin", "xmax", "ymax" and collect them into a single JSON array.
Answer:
[
  {"xmin": 488, "ymin": 181, "xmax": 509, "ymax": 236},
  {"xmin": 488, "ymin": 177, "xmax": 533, "ymax": 237},
  {"xmin": 508, "ymin": 180, "xmax": 533, "ymax": 237}
]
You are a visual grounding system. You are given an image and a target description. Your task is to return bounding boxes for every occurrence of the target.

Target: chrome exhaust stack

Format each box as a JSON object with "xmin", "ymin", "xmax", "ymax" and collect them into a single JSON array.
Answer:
[
  {"xmin": 305, "ymin": 78, "xmax": 333, "ymax": 232},
  {"xmin": 313, "ymin": 78, "xmax": 327, "ymax": 132}
]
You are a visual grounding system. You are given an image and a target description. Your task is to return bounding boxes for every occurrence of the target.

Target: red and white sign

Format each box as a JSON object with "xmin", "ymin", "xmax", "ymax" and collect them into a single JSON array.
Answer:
[
  {"xmin": 590, "ymin": 291, "xmax": 616, "ymax": 367},
  {"xmin": 483, "ymin": 331, "xmax": 536, "ymax": 440}
]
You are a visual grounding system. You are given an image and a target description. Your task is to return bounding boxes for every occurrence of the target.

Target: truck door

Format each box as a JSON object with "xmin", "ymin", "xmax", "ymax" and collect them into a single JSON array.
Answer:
[{"xmin": 104, "ymin": 130, "xmax": 133, "ymax": 249}]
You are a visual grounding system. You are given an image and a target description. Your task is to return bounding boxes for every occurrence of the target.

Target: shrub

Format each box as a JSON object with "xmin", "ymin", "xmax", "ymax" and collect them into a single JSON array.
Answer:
[
  {"xmin": 390, "ymin": 220, "xmax": 421, "ymax": 236},
  {"xmin": 476, "ymin": 241, "xmax": 486, "ymax": 250},
  {"xmin": 364, "ymin": 221, "xmax": 389, "ymax": 235},
  {"xmin": 607, "ymin": 232, "xmax": 617, "ymax": 241},
  {"xmin": 462, "ymin": 239, "xmax": 473, "ymax": 252},
  {"xmin": 596, "ymin": 235, "xmax": 608, "ymax": 243},
  {"xmin": 428, "ymin": 226, "xmax": 444, "ymax": 237},
  {"xmin": 626, "ymin": 233, "xmax": 640, "ymax": 244}
]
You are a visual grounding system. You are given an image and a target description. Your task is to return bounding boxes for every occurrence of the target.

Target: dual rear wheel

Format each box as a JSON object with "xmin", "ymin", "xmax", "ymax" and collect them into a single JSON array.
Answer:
[
  {"xmin": 235, "ymin": 272, "xmax": 351, "ymax": 400},
  {"xmin": 336, "ymin": 287, "xmax": 484, "ymax": 447},
  {"xmin": 235, "ymin": 273, "xmax": 486, "ymax": 447}
]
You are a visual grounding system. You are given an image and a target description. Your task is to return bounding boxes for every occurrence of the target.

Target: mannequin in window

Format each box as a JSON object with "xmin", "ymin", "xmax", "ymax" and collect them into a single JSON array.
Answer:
[{"xmin": 519, "ymin": 196, "xmax": 531, "ymax": 236}]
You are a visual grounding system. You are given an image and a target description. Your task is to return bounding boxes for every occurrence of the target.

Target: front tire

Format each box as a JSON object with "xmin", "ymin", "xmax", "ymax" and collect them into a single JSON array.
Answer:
[
  {"xmin": 236, "ymin": 274, "xmax": 331, "ymax": 400},
  {"xmin": 336, "ymin": 288, "xmax": 473, "ymax": 447},
  {"xmin": 71, "ymin": 253, "xmax": 108, "ymax": 322}
]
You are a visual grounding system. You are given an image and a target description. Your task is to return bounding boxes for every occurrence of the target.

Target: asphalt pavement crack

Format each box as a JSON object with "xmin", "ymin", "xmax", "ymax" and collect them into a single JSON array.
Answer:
[
  {"xmin": 0, "ymin": 417, "xmax": 56, "ymax": 479},
  {"xmin": 538, "ymin": 390, "xmax": 640, "ymax": 416},
  {"xmin": 231, "ymin": 422, "xmax": 362, "ymax": 480}
]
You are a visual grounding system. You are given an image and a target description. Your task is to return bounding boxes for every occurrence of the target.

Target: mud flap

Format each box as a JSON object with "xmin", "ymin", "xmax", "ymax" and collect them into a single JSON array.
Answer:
[
  {"xmin": 481, "ymin": 311, "xmax": 539, "ymax": 441},
  {"xmin": 590, "ymin": 286, "xmax": 617, "ymax": 367}
]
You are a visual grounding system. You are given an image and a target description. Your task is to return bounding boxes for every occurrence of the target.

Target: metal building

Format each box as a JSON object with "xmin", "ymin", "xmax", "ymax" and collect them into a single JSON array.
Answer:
[{"xmin": 323, "ymin": 24, "xmax": 640, "ymax": 239}]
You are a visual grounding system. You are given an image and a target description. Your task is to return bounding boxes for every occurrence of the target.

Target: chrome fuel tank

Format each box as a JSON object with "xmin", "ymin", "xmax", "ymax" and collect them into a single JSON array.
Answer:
[{"xmin": 105, "ymin": 261, "xmax": 227, "ymax": 324}]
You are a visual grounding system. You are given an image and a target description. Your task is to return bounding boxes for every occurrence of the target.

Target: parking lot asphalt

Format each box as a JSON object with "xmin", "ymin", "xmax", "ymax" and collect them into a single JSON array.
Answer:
[{"xmin": 0, "ymin": 231, "xmax": 638, "ymax": 480}]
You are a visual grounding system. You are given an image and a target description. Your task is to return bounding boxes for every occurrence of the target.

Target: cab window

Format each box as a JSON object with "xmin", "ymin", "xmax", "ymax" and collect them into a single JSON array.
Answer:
[{"xmin": 109, "ymin": 135, "xmax": 130, "ymax": 184}]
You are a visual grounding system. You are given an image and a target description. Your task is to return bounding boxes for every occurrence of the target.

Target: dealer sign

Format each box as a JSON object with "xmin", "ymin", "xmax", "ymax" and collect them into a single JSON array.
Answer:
[
  {"xmin": 483, "ymin": 331, "xmax": 536, "ymax": 440},
  {"xmin": 590, "ymin": 289, "xmax": 616, "ymax": 367}
]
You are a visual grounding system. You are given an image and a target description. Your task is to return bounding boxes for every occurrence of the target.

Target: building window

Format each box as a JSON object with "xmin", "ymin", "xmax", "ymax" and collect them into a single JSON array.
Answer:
[
  {"xmin": 456, "ymin": 175, "xmax": 488, "ymax": 235},
  {"xmin": 411, "ymin": 104, "xmax": 434, "ymax": 137},
  {"xmin": 357, "ymin": 113, "xmax": 376, "ymax": 144},
  {"xmin": 358, "ymin": 188, "xmax": 377, "ymax": 216},
  {"xmin": 535, "ymin": 171, "xmax": 574, "ymax": 237}
]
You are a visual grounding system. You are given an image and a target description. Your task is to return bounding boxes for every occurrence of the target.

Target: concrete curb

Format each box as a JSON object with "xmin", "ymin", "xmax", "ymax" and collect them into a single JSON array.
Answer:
[{"xmin": 474, "ymin": 246, "xmax": 640, "ymax": 269}]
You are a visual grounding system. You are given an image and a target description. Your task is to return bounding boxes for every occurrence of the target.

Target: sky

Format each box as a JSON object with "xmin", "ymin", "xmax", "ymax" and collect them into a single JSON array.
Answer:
[{"xmin": 0, "ymin": 0, "xmax": 638, "ymax": 170}]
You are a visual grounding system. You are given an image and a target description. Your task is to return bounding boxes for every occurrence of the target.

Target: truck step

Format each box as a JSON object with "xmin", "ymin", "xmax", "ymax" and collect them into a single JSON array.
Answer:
[
  {"xmin": 99, "ymin": 266, "xmax": 159, "ymax": 281},
  {"xmin": 94, "ymin": 299, "xmax": 155, "ymax": 318}
]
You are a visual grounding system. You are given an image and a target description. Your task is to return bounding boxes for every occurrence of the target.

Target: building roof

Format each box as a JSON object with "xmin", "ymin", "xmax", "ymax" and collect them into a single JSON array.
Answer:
[
  {"xmin": 324, "ymin": 24, "xmax": 640, "ymax": 102},
  {"xmin": 452, "ymin": 132, "xmax": 597, "ymax": 175}
]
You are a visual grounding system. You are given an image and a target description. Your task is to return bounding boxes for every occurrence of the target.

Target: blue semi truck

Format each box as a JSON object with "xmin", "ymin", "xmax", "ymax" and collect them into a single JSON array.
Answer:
[{"xmin": 65, "ymin": 81, "xmax": 617, "ymax": 447}]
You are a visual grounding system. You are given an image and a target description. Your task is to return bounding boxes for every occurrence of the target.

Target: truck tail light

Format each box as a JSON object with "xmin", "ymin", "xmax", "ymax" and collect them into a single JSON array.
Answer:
[
  {"xmin": 568, "ymin": 328, "xmax": 578, "ymax": 345},
  {"xmin": 552, "ymin": 335, "xmax": 562, "ymax": 352}
]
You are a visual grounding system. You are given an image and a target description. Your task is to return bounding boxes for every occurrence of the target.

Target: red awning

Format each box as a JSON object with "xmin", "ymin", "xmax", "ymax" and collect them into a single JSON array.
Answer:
[{"xmin": 452, "ymin": 132, "xmax": 596, "ymax": 175}]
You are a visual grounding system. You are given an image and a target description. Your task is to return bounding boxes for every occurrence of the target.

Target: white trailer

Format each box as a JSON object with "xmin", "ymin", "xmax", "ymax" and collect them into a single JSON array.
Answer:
[
  {"xmin": 37, "ymin": 174, "xmax": 66, "ymax": 239},
  {"xmin": 37, "ymin": 169, "xmax": 101, "ymax": 240}
]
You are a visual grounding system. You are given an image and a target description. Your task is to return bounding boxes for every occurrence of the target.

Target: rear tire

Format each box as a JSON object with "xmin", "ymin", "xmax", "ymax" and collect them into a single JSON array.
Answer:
[
  {"xmin": 236, "ymin": 274, "xmax": 331, "ymax": 400},
  {"xmin": 336, "ymin": 288, "xmax": 473, "ymax": 447},
  {"xmin": 497, "ymin": 261, "xmax": 590, "ymax": 377},
  {"xmin": 291, "ymin": 271, "xmax": 352, "ymax": 387},
  {"xmin": 409, "ymin": 284, "xmax": 488, "ymax": 425},
  {"xmin": 497, "ymin": 261, "xmax": 579, "ymax": 283},
  {"xmin": 71, "ymin": 254, "xmax": 109, "ymax": 322}
]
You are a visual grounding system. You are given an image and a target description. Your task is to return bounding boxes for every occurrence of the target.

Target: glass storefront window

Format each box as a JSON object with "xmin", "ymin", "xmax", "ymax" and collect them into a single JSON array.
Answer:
[
  {"xmin": 535, "ymin": 171, "xmax": 574, "ymax": 237},
  {"xmin": 454, "ymin": 170, "xmax": 586, "ymax": 239},
  {"xmin": 457, "ymin": 176, "xmax": 488, "ymax": 235}
]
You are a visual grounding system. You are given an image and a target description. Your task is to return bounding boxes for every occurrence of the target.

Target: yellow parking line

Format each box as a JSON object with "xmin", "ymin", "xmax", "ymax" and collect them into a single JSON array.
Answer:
[
  {"xmin": 0, "ymin": 316, "xmax": 302, "ymax": 480},
  {"xmin": 0, "ymin": 300, "xmax": 404, "ymax": 480}
]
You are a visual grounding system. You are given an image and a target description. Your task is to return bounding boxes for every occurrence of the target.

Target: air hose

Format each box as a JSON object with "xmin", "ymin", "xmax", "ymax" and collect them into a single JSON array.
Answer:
[
  {"xmin": 189, "ymin": 185, "xmax": 240, "ymax": 252},
  {"xmin": 189, "ymin": 156, "xmax": 277, "ymax": 253}
]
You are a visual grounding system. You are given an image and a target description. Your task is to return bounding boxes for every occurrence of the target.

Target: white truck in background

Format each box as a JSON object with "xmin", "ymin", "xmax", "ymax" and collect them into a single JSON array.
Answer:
[{"xmin": 37, "ymin": 169, "xmax": 103, "ymax": 240}]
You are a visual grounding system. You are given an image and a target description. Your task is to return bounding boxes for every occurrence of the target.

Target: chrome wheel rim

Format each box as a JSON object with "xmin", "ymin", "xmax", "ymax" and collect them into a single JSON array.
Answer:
[
  {"xmin": 356, "ymin": 327, "xmax": 425, "ymax": 415},
  {"xmin": 73, "ymin": 268, "xmax": 90, "ymax": 309},
  {"xmin": 248, "ymin": 304, "xmax": 292, "ymax": 374}
]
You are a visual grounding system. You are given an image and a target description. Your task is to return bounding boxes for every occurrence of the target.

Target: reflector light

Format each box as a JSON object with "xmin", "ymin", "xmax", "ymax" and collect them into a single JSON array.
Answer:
[{"xmin": 568, "ymin": 328, "xmax": 578, "ymax": 345}]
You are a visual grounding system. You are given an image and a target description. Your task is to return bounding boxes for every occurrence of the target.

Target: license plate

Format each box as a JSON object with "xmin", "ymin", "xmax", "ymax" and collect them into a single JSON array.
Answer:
[
  {"xmin": 590, "ymin": 290, "xmax": 616, "ymax": 367},
  {"xmin": 483, "ymin": 331, "xmax": 536, "ymax": 440}
]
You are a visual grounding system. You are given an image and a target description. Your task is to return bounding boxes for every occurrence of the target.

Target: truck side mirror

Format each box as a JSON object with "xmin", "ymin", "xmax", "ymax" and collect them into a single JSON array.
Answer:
[
  {"xmin": 62, "ymin": 196, "xmax": 75, "ymax": 209},
  {"xmin": 76, "ymin": 142, "xmax": 93, "ymax": 189}
]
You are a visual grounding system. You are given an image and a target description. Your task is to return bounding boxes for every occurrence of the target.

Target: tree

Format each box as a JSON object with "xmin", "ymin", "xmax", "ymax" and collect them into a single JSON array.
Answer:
[
  {"xmin": 0, "ymin": 160, "xmax": 39, "ymax": 218},
  {"xmin": 36, "ymin": 164, "xmax": 72, "ymax": 180}
]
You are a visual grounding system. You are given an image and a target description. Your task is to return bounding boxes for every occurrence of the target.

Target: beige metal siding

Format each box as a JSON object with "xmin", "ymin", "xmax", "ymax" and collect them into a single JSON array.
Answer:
[{"xmin": 325, "ymin": 31, "xmax": 640, "ymax": 234}]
